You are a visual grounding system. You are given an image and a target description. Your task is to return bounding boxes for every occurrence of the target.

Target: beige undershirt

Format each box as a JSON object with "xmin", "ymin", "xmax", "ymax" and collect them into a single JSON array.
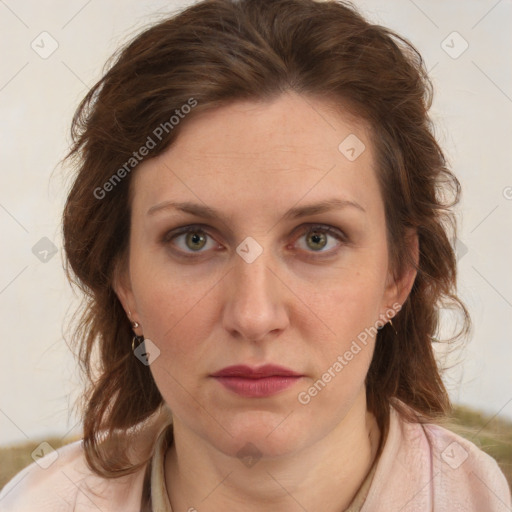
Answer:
[{"xmin": 149, "ymin": 423, "xmax": 380, "ymax": 512}]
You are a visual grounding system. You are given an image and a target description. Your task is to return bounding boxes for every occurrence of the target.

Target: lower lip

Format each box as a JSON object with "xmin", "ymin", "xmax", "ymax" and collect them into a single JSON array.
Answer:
[{"xmin": 212, "ymin": 376, "xmax": 303, "ymax": 397}]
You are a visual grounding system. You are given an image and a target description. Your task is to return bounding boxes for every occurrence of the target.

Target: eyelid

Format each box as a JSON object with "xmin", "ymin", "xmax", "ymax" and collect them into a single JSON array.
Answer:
[{"xmin": 290, "ymin": 223, "xmax": 347, "ymax": 242}]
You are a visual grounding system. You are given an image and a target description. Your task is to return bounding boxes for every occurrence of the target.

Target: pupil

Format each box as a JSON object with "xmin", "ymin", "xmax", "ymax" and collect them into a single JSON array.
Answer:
[
  {"xmin": 310, "ymin": 232, "xmax": 325, "ymax": 250},
  {"xmin": 188, "ymin": 232, "xmax": 205, "ymax": 250}
]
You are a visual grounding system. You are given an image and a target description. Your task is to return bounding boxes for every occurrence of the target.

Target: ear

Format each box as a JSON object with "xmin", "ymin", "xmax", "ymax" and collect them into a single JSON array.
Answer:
[
  {"xmin": 381, "ymin": 227, "xmax": 419, "ymax": 316},
  {"xmin": 112, "ymin": 257, "xmax": 141, "ymax": 333}
]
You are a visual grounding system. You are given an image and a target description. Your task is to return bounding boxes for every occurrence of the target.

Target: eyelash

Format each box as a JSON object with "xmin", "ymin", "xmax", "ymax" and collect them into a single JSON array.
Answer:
[{"xmin": 161, "ymin": 223, "xmax": 348, "ymax": 259}]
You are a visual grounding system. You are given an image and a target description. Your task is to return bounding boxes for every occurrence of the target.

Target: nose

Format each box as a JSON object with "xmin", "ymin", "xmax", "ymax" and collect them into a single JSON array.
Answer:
[{"xmin": 221, "ymin": 244, "xmax": 290, "ymax": 343}]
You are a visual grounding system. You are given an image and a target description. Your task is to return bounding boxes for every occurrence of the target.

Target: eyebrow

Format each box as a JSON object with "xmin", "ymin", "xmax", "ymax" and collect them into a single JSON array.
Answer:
[{"xmin": 147, "ymin": 198, "xmax": 366, "ymax": 221}]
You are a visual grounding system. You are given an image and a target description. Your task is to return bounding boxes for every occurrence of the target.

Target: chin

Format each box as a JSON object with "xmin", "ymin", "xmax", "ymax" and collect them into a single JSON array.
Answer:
[{"xmin": 209, "ymin": 410, "xmax": 308, "ymax": 460}]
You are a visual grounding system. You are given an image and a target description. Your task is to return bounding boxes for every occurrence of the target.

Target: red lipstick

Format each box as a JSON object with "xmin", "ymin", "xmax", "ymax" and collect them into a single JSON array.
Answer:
[{"xmin": 210, "ymin": 364, "xmax": 303, "ymax": 398}]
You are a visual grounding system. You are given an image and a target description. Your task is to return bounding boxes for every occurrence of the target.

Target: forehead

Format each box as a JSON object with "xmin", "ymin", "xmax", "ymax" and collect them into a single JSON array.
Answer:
[{"xmin": 130, "ymin": 92, "xmax": 380, "ymax": 220}]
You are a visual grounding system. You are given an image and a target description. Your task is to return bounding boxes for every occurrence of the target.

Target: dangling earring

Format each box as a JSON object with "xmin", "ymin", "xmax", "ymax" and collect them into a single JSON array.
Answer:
[
  {"xmin": 388, "ymin": 318, "xmax": 398, "ymax": 336},
  {"xmin": 129, "ymin": 317, "xmax": 143, "ymax": 350},
  {"xmin": 132, "ymin": 333, "xmax": 144, "ymax": 351}
]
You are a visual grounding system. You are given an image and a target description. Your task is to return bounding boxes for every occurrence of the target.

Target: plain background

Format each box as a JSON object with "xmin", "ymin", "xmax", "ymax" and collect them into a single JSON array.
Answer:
[{"xmin": 0, "ymin": 0, "xmax": 511, "ymax": 447}]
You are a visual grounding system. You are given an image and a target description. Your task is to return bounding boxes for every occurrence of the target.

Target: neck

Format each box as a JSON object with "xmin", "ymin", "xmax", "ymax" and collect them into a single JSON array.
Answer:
[{"xmin": 164, "ymin": 391, "xmax": 380, "ymax": 512}]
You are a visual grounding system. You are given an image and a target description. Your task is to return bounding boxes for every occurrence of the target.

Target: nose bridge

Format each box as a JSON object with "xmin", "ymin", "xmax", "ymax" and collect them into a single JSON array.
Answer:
[
  {"xmin": 223, "ymin": 238, "xmax": 288, "ymax": 341},
  {"xmin": 235, "ymin": 245, "xmax": 270, "ymax": 298}
]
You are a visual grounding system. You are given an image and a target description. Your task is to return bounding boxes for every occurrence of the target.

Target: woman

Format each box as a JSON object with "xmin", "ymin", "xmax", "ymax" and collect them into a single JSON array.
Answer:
[{"xmin": 1, "ymin": 0, "xmax": 510, "ymax": 510}]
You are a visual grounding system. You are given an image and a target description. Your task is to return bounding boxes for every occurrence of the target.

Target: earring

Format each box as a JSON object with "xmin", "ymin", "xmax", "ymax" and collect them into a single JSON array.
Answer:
[
  {"xmin": 132, "ymin": 334, "xmax": 144, "ymax": 351},
  {"xmin": 128, "ymin": 309, "xmax": 140, "ymax": 329},
  {"xmin": 388, "ymin": 318, "xmax": 398, "ymax": 335},
  {"xmin": 130, "ymin": 314, "xmax": 143, "ymax": 351}
]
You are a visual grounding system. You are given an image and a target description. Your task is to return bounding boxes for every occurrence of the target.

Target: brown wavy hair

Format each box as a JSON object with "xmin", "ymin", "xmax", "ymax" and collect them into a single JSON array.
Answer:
[{"xmin": 62, "ymin": 0, "xmax": 470, "ymax": 478}]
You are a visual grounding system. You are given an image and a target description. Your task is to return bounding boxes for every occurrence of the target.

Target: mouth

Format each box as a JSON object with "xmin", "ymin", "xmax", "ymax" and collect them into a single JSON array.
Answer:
[{"xmin": 210, "ymin": 364, "xmax": 304, "ymax": 398}]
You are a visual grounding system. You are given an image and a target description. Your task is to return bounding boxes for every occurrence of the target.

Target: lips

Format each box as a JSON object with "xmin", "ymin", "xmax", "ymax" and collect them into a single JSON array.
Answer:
[
  {"xmin": 210, "ymin": 364, "xmax": 302, "ymax": 378},
  {"xmin": 210, "ymin": 364, "xmax": 304, "ymax": 398}
]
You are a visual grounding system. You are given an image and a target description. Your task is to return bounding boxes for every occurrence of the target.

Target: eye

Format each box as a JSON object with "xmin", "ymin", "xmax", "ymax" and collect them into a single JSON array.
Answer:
[
  {"xmin": 161, "ymin": 223, "xmax": 347, "ymax": 258},
  {"xmin": 293, "ymin": 224, "xmax": 346, "ymax": 256},
  {"xmin": 162, "ymin": 224, "xmax": 218, "ymax": 255}
]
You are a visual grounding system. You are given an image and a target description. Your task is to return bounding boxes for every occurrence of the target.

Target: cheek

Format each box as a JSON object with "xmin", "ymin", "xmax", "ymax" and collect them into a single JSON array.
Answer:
[
  {"xmin": 130, "ymin": 239, "xmax": 213, "ymax": 331},
  {"xmin": 136, "ymin": 278, "xmax": 218, "ymax": 414},
  {"xmin": 131, "ymin": 258, "xmax": 222, "ymax": 374},
  {"xmin": 307, "ymin": 257, "xmax": 388, "ymax": 337},
  {"xmin": 297, "ymin": 255, "xmax": 387, "ymax": 387},
  {"xmin": 137, "ymin": 285, "xmax": 212, "ymax": 361},
  {"xmin": 295, "ymin": 278, "xmax": 382, "ymax": 412}
]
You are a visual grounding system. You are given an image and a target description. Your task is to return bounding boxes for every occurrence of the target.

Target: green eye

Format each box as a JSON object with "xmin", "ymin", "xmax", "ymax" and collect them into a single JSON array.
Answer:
[
  {"xmin": 184, "ymin": 231, "xmax": 208, "ymax": 251},
  {"xmin": 305, "ymin": 230, "xmax": 329, "ymax": 251},
  {"xmin": 293, "ymin": 225, "xmax": 346, "ymax": 257},
  {"xmin": 163, "ymin": 223, "xmax": 346, "ymax": 258}
]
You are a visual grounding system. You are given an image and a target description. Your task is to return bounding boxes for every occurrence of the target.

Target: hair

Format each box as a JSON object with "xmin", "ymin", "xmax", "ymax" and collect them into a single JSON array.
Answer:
[{"xmin": 62, "ymin": 0, "xmax": 470, "ymax": 478}]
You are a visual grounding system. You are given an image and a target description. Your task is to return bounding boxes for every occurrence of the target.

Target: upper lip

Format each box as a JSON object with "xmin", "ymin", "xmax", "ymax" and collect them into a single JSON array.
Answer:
[{"xmin": 211, "ymin": 364, "xmax": 302, "ymax": 378}]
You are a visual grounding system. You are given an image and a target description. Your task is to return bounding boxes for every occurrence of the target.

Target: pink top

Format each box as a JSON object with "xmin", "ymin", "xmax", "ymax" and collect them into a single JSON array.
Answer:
[{"xmin": 1, "ymin": 403, "xmax": 510, "ymax": 511}]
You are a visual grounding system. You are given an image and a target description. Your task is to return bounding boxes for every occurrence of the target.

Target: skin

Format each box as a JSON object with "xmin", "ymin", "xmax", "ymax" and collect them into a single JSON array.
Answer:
[{"xmin": 114, "ymin": 91, "xmax": 418, "ymax": 511}]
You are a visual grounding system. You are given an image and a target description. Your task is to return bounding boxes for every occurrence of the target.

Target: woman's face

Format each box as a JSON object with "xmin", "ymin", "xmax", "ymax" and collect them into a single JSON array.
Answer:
[{"xmin": 115, "ymin": 91, "xmax": 415, "ymax": 459}]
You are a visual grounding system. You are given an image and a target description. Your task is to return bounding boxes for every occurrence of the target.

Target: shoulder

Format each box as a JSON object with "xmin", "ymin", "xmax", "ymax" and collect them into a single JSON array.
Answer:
[
  {"xmin": 0, "ymin": 440, "xmax": 86, "ymax": 511},
  {"xmin": 363, "ymin": 404, "xmax": 511, "ymax": 512},
  {"xmin": 0, "ymin": 440, "xmax": 146, "ymax": 512},
  {"xmin": 421, "ymin": 420, "xmax": 511, "ymax": 509},
  {"xmin": 393, "ymin": 405, "xmax": 511, "ymax": 511}
]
